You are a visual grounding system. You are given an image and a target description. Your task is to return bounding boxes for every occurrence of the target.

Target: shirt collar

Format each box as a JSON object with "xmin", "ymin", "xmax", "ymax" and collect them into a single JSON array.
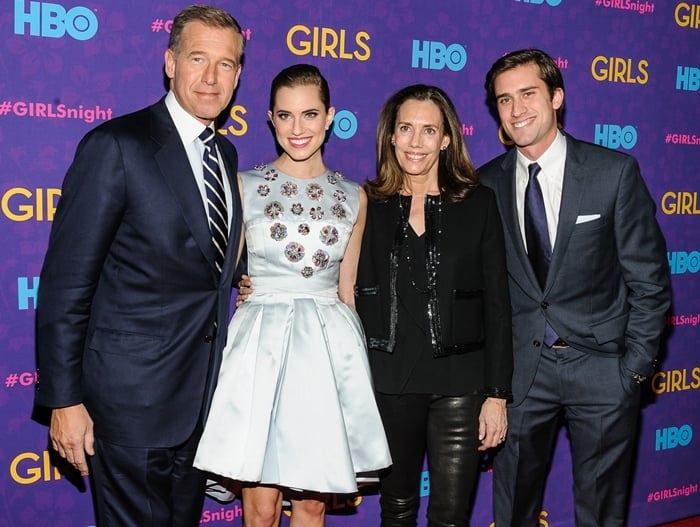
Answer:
[
  {"xmin": 164, "ymin": 91, "xmax": 213, "ymax": 145},
  {"xmin": 516, "ymin": 129, "xmax": 566, "ymax": 179}
]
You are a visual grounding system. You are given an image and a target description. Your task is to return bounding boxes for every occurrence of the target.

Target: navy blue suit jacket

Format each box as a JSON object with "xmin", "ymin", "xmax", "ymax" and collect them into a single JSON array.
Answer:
[
  {"xmin": 479, "ymin": 134, "xmax": 670, "ymax": 406},
  {"xmin": 35, "ymin": 98, "xmax": 242, "ymax": 447}
]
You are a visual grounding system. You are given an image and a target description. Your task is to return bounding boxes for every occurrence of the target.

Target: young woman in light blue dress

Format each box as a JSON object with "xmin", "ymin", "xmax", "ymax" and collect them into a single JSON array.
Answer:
[{"xmin": 195, "ymin": 64, "xmax": 391, "ymax": 527}]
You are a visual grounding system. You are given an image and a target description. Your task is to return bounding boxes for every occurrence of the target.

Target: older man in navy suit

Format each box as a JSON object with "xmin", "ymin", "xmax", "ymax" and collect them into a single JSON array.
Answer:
[
  {"xmin": 35, "ymin": 6, "xmax": 246, "ymax": 526},
  {"xmin": 479, "ymin": 49, "xmax": 671, "ymax": 527}
]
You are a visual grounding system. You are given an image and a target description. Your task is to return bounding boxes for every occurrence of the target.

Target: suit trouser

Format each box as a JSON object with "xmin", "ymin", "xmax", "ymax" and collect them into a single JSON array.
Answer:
[
  {"xmin": 375, "ymin": 392, "xmax": 482, "ymax": 527},
  {"xmin": 89, "ymin": 424, "xmax": 207, "ymax": 527},
  {"xmin": 493, "ymin": 345, "xmax": 641, "ymax": 527}
]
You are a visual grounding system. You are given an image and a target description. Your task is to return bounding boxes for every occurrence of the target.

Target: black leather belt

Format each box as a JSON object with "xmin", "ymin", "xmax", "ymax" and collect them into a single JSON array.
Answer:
[{"xmin": 549, "ymin": 338, "xmax": 569, "ymax": 349}]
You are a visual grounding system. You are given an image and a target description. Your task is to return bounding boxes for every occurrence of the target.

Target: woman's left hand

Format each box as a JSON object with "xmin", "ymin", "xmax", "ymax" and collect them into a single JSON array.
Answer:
[{"xmin": 477, "ymin": 397, "xmax": 508, "ymax": 451}]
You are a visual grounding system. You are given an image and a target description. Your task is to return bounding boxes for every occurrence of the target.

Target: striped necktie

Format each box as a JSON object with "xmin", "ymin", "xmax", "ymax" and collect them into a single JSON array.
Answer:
[{"xmin": 199, "ymin": 127, "xmax": 228, "ymax": 274}]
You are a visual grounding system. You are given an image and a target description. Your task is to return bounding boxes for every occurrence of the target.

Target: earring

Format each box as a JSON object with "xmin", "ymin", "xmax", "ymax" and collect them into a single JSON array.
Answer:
[
  {"xmin": 391, "ymin": 140, "xmax": 395, "ymax": 146},
  {"xmin": 498, "ymin": 124, "xmax": 514, "ymax": 146},
  {"xmin": 440, "ymin": 145, "xmax": 447, "ymax": 151}
]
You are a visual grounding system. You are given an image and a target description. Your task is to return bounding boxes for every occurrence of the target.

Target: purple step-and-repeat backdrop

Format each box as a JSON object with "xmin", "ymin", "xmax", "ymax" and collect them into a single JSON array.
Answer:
[{"xmin": 2, "ymin": 0, "xmax": 699, "ymax": 525}]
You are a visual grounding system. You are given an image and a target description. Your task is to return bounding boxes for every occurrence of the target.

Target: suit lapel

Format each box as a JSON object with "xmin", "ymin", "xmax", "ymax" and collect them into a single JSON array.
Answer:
[
  {"xmin": 216, "ymin": 136, "xmax": 242, "ymax": 280},
  {"xmin": 545, "ymin": 135, "xmax": 586, "ymax": 293},
  {"xmin": 150, "ymin": 102, "xmax": 220, "ymax": 275},
  {"xmin": 496, "ymin": 151, "xmax": 543, "ymax": 292}
]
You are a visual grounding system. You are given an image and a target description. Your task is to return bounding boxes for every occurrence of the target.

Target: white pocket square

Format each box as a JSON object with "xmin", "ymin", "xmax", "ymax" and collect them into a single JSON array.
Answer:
[{"xmin": 576, "ymin": 214, "xmax": 601, "ymax": 224}]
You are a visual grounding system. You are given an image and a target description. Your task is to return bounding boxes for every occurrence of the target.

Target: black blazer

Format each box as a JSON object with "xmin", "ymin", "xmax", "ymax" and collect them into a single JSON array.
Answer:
[
  {"xmin": 356, "ymin": 185, "xmax": 513, "ymax": 397},
  {"xmin": 35, "ymin": 99, "xmax": 243, "ymax": 448}
]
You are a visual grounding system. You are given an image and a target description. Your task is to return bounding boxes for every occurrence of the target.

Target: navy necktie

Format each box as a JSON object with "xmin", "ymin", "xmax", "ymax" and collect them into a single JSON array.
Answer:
[
  {"xmin": 524, "ymin": 162, "xmax": 559, "ymax": 347},
  {"xmin": 524, "ymin": 162, "xmax": 551, "ymax": 289},
  {"xmin": 199, "ymin": 127, "xmax": 228, "ymax": 274}
]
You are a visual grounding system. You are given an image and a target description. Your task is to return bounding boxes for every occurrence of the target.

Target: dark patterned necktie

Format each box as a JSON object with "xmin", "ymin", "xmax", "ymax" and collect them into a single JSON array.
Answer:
[
  {"xmin": 524, "ymin": 162, "xmax": 559, "ymax": 347},
  {"xmin": 524, "ymin": 162, "xmax": 551, "ymax": 289},
  {"xmin": 199, "ymin": 127, "xmax": 228, "ymax": 274}
]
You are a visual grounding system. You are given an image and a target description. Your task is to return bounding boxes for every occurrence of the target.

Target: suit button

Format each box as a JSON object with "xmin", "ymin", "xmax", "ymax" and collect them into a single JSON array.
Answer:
[
  {"xmin": 541, "ymin": 302, "xmax": 549, "ymax": 309},
  {"xmin": 204, "ymin": 335, "xmax": 214, "ymax": 343},
  {"xmin": 533, "ymin": 340, "xmax": 541, "ymax": 347}
]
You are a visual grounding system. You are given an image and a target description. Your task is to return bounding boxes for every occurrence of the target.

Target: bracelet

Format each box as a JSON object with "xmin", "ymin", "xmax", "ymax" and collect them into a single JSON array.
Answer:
[{"xmin": 631, "ymin": 372, "xmax": 647, "ymax": 384}]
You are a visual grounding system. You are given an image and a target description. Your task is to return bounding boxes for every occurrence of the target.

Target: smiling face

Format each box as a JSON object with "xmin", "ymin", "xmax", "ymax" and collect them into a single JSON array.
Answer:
[
  {"xmin": 268, "ymin": 84, "xmax": 335, "ymax": 165},
  {"xmin": 164, "ymin": 21, "xmax": 242, "ymax": 125},
  {"xmin": 391, "ymin": 98, "xmax": 450, "ymax": 184},
  {"xmin": 494, "ymin": 63, "xmax": 563, "ymax": 160}
]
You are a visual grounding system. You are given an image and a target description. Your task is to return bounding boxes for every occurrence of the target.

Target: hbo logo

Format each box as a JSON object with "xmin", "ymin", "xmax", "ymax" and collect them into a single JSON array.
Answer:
[
  {"xmin": 676, "ymin": 66, "xmax": 700, "ymax": 92},
  {"xmin": 14, "ymin": 0, "xmax": 99, "ymax": 40},
  {"xmin": 332, "ymin": 110, "xmax": 358, "ymax": 140},
  {"xmin": 655, "ymin": 425, "xmax": 693, "ymax": 451},
  {"xmin": 594, "ymin": 124, "xmax": 638, "ymax": 150},
  {"xmin": 411, "ymin": 40, "xmax": 467, "ymax": 71},
  {"xmin": 668, "ymin": 251, "xmax": 700, "ymax": 275}
]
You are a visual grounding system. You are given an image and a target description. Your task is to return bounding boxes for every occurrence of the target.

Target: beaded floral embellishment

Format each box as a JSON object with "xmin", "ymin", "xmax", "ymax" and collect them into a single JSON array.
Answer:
[
  {"xmin": 312, "ymin": 250, "xmax": 330, "ymax": 269},
  {"xmin": 330, "ymin": 203, "xmax": 346, "ymax": 219},
  {"xmin": 319, "ymin": 226, "xmax": 339, "ymax": 246},
  {"xmin": 285, "ymin": 242, "xmax": 305, "ymax": 262},
  {"xmin": 280, "ymin": 181, "xmax": 298, "ymax": 198},
  {"xmin": 264, "ymin": 201, "xmax": 283, "ymax": 219},
  {"xmin": 264, "ymin": 167, "xmax": 278, "ymax": 181},
  {"xmin": 270, "ymin": 222, "xmax": 287, "ymax": 241},
  {"xmin": 327, "ymin": 171, "xmax": 344, "ymax": 184},
  {"xmin": 306, "ymin": 183, "xmax": 324, "ymax": 201}
]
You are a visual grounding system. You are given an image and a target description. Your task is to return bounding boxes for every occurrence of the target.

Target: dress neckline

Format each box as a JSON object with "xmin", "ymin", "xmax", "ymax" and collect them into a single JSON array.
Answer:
[{"xmin": 267, "ymin": 163, "xmax": 331, "ymax": 182}]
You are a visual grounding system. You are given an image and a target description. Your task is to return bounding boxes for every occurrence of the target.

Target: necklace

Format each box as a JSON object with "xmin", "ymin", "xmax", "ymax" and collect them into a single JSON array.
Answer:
[
  {"xmin": 398, "ymin": 195, "xmax": 441, "ymax": 294},
  {"xmin": 404, "ymin": 229, "xmax": 430, "ymax": 293}
]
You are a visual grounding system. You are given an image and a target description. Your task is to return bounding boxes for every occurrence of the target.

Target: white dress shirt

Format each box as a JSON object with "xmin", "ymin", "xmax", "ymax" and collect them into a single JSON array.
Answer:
[
  {"xmin": 164, "ymin": 90, "xmax": 233, "ymax": 232},
  {"xmin": 515, "ymin": 130, "xmax": 567, "ymax": 252}
]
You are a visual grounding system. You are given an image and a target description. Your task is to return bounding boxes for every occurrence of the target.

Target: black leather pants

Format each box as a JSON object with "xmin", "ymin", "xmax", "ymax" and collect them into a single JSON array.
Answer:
[{"xmin": 375, "ymin": 392, "xmax": 482, "ymax": 527}]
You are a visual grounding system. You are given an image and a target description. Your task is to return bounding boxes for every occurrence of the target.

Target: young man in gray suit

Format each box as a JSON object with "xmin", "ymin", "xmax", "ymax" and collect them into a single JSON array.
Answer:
[
  {"xmin": 35, "ymin": 6, "xmax": 246, "ymax": 525},
  {"xmin": 479, "ymin": 49, "xmax": 671, "ymax": 527}
]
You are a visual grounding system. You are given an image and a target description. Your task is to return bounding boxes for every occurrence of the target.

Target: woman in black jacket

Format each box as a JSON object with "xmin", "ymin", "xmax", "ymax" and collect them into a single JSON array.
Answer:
[{"xmin": 356, "ymin": 84, "xmax": 513, "ymax": 527}]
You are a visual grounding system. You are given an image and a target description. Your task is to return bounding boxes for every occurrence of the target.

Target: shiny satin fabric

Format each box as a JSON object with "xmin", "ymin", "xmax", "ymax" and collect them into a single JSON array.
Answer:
[{"xmin": 195, "ymin": 165, "xmax": 391, "ymax": 494}]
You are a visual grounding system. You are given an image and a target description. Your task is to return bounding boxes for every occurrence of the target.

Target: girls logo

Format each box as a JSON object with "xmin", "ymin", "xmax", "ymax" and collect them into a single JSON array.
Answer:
[{"xmin": 287, "ymin": 25, "xmax": 370, "ymax": 61}]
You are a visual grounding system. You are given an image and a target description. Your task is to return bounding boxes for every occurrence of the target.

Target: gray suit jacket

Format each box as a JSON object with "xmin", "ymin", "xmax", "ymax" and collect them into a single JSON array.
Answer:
[{"xmin": 479, "ymin": 133, "xmax": 670, "ymax": 406}]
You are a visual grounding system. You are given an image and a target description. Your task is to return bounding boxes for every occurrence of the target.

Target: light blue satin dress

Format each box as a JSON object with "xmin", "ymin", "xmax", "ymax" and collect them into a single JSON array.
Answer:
[{"xmin": 194, "ymin": 164, "xmax": 391, "ymax": 494}]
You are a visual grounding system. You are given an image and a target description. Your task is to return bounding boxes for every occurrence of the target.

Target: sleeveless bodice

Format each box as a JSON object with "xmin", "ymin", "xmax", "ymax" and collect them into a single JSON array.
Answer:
[{"xmin": 240, "ymin": 164, "xmax": 360, "ymax": 296}]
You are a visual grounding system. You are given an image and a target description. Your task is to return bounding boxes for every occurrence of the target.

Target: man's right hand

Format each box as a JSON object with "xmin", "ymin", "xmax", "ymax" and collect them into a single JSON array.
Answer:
[{"xmin": 50, "ymin": 403, "xmax": 94, "ymax": 476}]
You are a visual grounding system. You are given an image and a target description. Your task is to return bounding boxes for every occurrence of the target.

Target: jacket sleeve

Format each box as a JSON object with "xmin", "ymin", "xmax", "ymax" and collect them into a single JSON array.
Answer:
[
  {"xmin": 614, "ymin": 157, "xmax": 671, "ymax": 376},
  {"xmin": 481, "ymin": 189, "xmax": 514, "ymax": 400},
  {"xmin": 35, "ymin": 128, "xmax": 126, "ymax": 408}
]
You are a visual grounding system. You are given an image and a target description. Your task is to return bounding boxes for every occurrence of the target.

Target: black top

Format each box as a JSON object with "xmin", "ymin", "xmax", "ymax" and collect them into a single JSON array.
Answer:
[
  {"xmin": 359, "ymin": 189, "xmax": 513, "ymax": 399},
  {"xmin": 387, "ymin": 226, "xmax": 432, "ymax": 393}
]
